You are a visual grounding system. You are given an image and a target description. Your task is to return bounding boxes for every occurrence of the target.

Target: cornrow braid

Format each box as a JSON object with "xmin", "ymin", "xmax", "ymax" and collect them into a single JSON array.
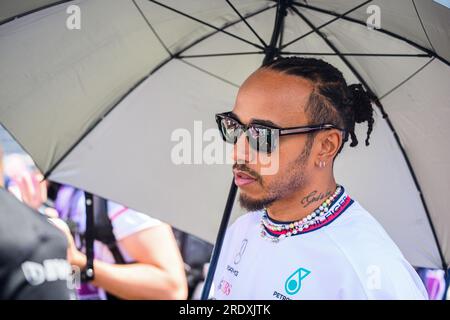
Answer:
[{"xmin": 261, "ymin": 56, "xmax": 375, "ymax": 155}]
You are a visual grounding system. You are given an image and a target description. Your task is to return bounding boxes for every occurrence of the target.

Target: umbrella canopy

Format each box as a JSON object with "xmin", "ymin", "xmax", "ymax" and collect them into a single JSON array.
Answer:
[{"xmin": 0, "ymin": 0, "xmax": 449, "ymax": 271}]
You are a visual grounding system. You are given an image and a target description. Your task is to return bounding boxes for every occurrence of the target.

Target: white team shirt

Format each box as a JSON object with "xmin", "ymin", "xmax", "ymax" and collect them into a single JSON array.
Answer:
[{"xmin": 211, "ymin": 187, "xmax": 428, "ymax": 300}]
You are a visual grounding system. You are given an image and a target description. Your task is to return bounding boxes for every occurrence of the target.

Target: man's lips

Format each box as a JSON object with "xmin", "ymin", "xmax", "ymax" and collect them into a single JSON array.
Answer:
[{"xmin": 233, "ymin": 170, "xmax": 257, "ymax": 187}]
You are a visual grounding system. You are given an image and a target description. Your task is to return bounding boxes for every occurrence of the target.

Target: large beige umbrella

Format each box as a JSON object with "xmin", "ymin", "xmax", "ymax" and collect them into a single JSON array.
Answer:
[{"xmin": 1, "ymin": 2, "xmax": 449, "ymax": 294}]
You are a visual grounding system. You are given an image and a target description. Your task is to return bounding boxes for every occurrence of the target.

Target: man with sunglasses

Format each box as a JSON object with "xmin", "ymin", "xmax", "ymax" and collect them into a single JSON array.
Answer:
[{"xmin": 210, "ymin": 57, "xmax": 427, "ymax": 300}]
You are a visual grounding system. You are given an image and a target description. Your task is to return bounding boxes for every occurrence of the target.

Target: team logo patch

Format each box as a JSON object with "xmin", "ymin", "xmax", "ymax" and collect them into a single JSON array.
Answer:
[
  {"xmin": 218, "ymin": 279, "xmax": 232, "ymax": 296},
  {"xmin": 284, "ymin": 268, "xmax": 311, "ymax": 295}
]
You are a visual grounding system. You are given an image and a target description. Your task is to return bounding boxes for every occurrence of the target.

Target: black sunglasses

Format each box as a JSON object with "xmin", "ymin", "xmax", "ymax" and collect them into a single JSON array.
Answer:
[{"xmin": 215, "ymin": 112, "xmax": 345, "ymax": 154}]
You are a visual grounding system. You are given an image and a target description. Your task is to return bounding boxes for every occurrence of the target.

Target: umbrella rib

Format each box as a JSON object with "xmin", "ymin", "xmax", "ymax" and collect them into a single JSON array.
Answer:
[
  {"xmin": 411, "ymin": 0, "xmax": 436, "ymax": 52},
  {"xmin": 132, "ymin": 0, "xmax": 173, "ymax": 58},
  {"xmin": 291, "ymin": 5, "xmax": 448, "ymax": 271},
  {"xmin": 282, "ymin": 0, "xmax": 373, "ymax": 50},
  {"xmin": 148, "ymin": 0, "xmax": 265, "ymax": 50},
  {"xmin": 280, "ymin": 52, "xmax": 431, "ymax": 57},
  {"xmin": 278, "ymin": 10, "xmax": 285, "ymax": 48},
  {"xmin": 179, "ymin": 59, "xmax": 239, "ymax": 88},
  {"xmin": 179, "ymin": 51, "xmax": 265, "ymax": 58},
  {"xmin": 225, "ymin": 0, "xmax": 268, "ymax": 48},
  {"xmin": 0, "ymin": 0, "xmax": 73, "ymax": 26},
  {"xmin": 379, "ymin": 58, "xmax": 435, "ymax": 101},
  {"xmin": 290, "ymin": 6, "xmax": 376, "ymax": 99},
  {"xmin": 172, "ymin": 4, "xmax": 276, "ymax": 58},
  {"xmin": 291, "ymin": 1, "xmax": 450, "ymax": 67}
]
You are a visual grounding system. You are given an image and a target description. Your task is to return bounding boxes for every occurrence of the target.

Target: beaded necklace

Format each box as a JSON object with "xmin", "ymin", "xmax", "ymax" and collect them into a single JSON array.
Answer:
[{"xmin": 260, "ymin": 185, "xmax": 346, "ymax": 243}]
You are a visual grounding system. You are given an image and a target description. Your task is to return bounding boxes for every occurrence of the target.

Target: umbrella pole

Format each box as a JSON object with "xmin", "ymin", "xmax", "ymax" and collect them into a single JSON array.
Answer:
[
  {"xmin": 83, "ymin": 192, "xmax": 95, "ymax": 281},
  {"xmin": 201, "ymin": 181, "xmax": 237, "ymax": 300},
  {"xmin": 443, "ymin": 268, "xmax": 450, "ymax": 300}
]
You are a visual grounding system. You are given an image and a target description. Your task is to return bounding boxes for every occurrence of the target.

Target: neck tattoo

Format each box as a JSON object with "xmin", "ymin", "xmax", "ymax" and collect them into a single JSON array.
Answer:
[{"xmin": 301, "ymin": 190, "xmax": 333, "ymax": 208}]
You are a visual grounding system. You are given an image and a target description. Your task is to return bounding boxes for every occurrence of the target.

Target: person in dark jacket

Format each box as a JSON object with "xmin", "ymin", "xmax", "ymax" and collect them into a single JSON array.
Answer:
[{"xmin": 0, "ymin": 187, "xmax": 75, "ymax": 300}]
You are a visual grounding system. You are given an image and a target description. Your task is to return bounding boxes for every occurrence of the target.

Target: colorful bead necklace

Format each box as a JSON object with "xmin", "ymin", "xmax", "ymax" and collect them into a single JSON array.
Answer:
[{"xmin": 260, "ymin": 185, "xmax": 344, "ymax": 243}]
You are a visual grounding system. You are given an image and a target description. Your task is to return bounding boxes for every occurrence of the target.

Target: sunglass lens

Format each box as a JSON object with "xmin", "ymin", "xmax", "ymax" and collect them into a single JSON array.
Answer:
[
  {"xmin": 217, "ymin": 115, "xmax": 279, "ymax": 153},
  {"xmin": 219, "ymin": 117, "xmax": 242, "ymax": 143},
  {"xmin": 247, "ymin": 126, "xmax": 277, "ymax": 153}
]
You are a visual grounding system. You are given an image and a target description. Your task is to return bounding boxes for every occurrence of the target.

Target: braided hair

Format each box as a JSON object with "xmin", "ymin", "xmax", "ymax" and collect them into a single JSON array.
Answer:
[{"xmin": 262, "ymin": 57, "xmax": 375, "ymax": 157}]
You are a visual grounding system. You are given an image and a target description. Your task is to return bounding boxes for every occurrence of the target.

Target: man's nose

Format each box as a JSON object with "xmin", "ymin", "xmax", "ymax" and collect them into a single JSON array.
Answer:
[{"xmin": 233, "ymin": 133, "xmax": 254, "ymax": 164}]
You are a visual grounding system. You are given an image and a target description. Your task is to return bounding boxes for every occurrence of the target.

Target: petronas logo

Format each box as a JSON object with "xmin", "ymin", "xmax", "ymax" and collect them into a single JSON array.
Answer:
[{"xmin": 284, "ymin": 268, "xmax": 311, "ymax": 295}]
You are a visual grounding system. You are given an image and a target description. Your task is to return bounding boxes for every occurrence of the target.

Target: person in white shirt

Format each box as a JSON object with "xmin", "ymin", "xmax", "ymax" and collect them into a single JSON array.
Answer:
[
  {"xmin": 211, "ymin": 57, "xmax": 427, "ymax": 300},
  {"xmin": 54, "ymin": 187, "xmax": 188, "ymax": 300}
]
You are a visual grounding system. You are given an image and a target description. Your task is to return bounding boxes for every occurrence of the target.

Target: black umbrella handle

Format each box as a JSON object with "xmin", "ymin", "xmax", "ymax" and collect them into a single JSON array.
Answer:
[{"xmin": 201, "ymin": 180, "xmax": 237, "ymax": 300}]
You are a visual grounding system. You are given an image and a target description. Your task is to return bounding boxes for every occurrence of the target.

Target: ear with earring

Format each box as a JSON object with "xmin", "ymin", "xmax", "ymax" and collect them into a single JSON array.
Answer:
[{"xmin": 318, "ymin": 160, "xmax": 326, "ymax": 168}]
